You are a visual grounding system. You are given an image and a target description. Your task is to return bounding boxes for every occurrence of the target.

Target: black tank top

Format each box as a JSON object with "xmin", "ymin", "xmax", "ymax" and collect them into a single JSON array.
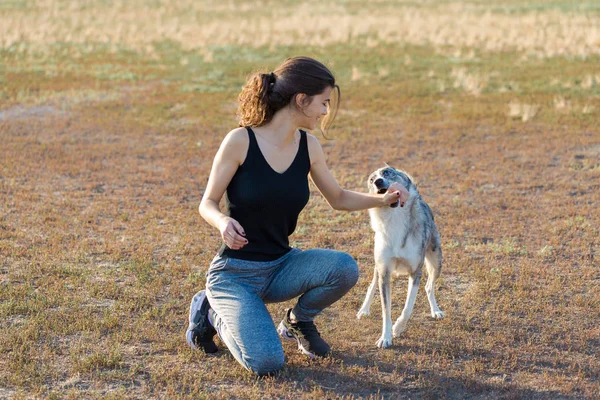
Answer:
[{"xmin": 218, "ymin": 127, "xmax": 311, "ymax": 261}]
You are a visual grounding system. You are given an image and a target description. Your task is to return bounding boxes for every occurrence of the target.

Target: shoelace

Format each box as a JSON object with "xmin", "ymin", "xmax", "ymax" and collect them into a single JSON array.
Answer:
[{"xmin": 292, "ymin": 320, "xmax": 321, "ymax": 338}]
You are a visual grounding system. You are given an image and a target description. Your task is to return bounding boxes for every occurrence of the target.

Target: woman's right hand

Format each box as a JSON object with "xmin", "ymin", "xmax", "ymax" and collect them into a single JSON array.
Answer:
[
  {"xmin": 218, "ymin": 217, "xmax": 248, "ymax": 250},
  {"xmin": 382, "ymin": 183, "xmax": 409, "ymax": 207}
]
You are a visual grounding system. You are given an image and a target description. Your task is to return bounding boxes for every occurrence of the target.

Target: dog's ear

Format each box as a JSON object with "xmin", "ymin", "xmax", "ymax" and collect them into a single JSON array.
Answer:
[
  {"xmin": 384, "ymin": 162, "xmax": 400, "ymax": 173},
  {"xmin": 403, "ymin": 171, "xmax": 417, "ymax": 188}
]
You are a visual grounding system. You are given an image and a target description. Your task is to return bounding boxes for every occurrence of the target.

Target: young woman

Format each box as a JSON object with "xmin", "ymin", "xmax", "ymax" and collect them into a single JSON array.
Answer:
[{"xmin": 186, "ymin": 56, "xmax": 408, "ymax": 376}]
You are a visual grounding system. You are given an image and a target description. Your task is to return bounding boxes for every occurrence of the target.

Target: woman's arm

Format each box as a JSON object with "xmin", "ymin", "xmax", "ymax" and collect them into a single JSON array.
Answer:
[
  {"xmin": 307, "ymin": 134, "xmax": 409, "ymax": 211},
  {"xmin": 199, "ymin": 128, "xmax": 249, "ymax": 250}
]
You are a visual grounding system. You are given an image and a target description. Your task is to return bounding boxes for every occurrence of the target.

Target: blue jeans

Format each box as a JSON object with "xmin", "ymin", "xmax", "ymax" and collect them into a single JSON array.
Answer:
[{"xmin": 205, "ymin": 248, "xmax": 359, "ymax": 376}]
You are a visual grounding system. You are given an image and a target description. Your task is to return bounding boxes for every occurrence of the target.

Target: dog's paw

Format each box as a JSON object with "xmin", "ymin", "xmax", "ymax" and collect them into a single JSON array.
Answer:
[
  {"xmin": 392, "ymin": 321, "xmax": 408, "ymax": 337},
  {"xmin": 431, "ymin": 310, "xmax": 445, "ymax": 319},
  {"xmin": 356, "ymin": 309, "xmax": 370, "ymax": 319},
  {"xmin": 376, "ymin": 336, "xmax": 393, "ymax": 349}
]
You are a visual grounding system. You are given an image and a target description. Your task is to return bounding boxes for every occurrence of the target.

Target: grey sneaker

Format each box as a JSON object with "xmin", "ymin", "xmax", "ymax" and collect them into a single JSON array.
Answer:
[
  {"xmin": 186, "ymin": 290, "xmax": 218, "ymax": 353},
  {"xmin": 277, "ymin": 308, "xmax": 331, "ymax": 358}
]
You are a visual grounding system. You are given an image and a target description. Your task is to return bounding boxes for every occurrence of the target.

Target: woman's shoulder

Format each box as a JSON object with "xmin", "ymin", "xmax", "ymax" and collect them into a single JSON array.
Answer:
[
  {"xmin": 304, "ymin": 132, "xmax": 323, "ymax": 151},
  {"xmin": 218, "ymin": 127, "xmax": 250, "ymax": 161},
  {"xmin": 222, "ymin": 127, "xmax": 249, "ymax": 147},
  {"xmin": 225, "ymin": 126, "xmax": 249, "ymax": 141},
  {"xmin": 304, "ymin": 132, "xmax": 326, "ymax": 164}
]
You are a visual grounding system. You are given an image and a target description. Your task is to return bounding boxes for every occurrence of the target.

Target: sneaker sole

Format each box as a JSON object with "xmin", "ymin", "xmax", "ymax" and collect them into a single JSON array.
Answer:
[
  {"xmin": 277, "ymin": 321, "xmax": 316, "ymax": 359},
  {"xmin": 185, "ymin": 329, "xmax": 197, "ymax": 350},
  {"xmin": 186, "ymin": 291, "xmax": 208, "ymax": 350}
]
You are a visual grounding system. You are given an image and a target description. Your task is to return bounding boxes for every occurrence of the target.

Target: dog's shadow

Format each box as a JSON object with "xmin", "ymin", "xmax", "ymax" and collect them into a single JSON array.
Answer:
[
  {"xmin": 272, "ymin": 349, "xmax": 573, "ymax": 399},
  {"xmin": 200, "ymin": 341, "xmax": 572, "ymax": 398}
]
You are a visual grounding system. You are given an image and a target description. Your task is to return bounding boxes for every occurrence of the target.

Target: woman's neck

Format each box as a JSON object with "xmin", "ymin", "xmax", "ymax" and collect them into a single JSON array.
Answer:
[{"xmin": 254, "ymin": 109, "xmax": 299, "ymax": 148}]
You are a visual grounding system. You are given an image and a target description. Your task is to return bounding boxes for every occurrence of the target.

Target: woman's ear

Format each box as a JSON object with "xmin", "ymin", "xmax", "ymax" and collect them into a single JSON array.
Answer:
[{"xmin": 295, "ymin": 93, "xmax": 310, "ymax": 110}]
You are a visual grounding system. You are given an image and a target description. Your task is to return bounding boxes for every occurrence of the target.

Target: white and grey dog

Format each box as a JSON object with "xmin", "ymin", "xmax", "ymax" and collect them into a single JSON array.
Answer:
[{"xmin": 357, "ymin": 166, "xmax": 444, "ymax": 348}]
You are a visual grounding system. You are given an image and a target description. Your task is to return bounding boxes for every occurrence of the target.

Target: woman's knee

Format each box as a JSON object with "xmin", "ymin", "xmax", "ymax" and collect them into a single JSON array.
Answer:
[
  {"xmin": 334, "ymin": 251, "xmax": 359, "ymax": 289},
  {"xmin": 246, "ymin": 352, "xmax": 285, "ymax": 377}
]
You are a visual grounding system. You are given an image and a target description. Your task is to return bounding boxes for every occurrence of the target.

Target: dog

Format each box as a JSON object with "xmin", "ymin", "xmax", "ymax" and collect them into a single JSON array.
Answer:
[{"xmin": 356, "ymin": 166, "xmax": 444, "ymax": 348}]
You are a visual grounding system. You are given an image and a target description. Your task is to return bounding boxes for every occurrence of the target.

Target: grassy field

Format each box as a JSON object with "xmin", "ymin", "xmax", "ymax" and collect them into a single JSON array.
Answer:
[{"xmin": 1, "ymin": 0, "xmax": 599, "ymax": 398}]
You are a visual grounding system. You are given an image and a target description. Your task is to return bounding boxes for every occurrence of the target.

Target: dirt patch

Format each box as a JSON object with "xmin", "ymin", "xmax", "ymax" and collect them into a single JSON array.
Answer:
[{"xmin": 0, "ymin": 105, "xmax": 64, "ymax": 121}]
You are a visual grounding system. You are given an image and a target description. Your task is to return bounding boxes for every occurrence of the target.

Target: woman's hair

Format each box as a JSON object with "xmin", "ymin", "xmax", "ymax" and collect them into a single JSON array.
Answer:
[{"xmin": 237, "ymin": 56, "xmax": 340, "ymax": 134}]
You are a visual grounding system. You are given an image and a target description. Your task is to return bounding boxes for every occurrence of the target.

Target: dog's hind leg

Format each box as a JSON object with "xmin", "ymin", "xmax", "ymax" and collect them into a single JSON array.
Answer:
[
  {"xmin": 357, "ymin": 269, "xmax": 378, "ymax": 319},
  {"xmin": 392, "ymin": 268, "xmax": 421, "ymax": 337},
  {"xmin": 424, "ymin": 248, "xmax": 444, "ymax": 319},
  {"xmin": 376, "ymin": 267, "xmax": 394, "ymax": 348}
]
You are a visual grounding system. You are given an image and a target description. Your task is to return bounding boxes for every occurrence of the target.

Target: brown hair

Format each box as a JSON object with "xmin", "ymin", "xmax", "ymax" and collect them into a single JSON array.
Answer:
[{"xmin": 237, "ymin": 56, "xmax": 340, "ymax": 134}]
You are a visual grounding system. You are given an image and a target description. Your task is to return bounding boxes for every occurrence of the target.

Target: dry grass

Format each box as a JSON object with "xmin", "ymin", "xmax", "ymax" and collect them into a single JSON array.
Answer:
[
  {"xmin": 1, "ymin": 1, "xmax": 600, "ymax": 399},
  {"xmin": 2, "ymin": 0, "xmax": 600, "ymax": 58}
]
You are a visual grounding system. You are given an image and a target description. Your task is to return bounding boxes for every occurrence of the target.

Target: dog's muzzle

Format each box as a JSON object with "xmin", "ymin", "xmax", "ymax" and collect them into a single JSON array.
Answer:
[
  {"xmin": 374, "ymin": 178, "xmax": 388, "ymax": 194},
  {"xmin": 374, "ymin": 178, "xmax": 399, "ymax": 208}
]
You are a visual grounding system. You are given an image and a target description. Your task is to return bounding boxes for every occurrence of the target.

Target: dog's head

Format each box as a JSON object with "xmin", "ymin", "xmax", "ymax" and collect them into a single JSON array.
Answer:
[{"xmin": 367, "ymin": 165, "xmax": 416, "ymax": 196}]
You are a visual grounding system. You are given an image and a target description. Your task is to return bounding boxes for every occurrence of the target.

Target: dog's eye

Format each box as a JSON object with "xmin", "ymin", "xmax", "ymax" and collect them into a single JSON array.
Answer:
[{"xmin": 382, "ymin": 170, "xmax": 391, "ymax": 177}]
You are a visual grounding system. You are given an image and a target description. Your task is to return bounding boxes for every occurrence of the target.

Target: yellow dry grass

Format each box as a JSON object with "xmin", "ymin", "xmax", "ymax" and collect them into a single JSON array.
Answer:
[{"xmin": 1, "ymin": 1, "xmax": 600, "ymax": 58}]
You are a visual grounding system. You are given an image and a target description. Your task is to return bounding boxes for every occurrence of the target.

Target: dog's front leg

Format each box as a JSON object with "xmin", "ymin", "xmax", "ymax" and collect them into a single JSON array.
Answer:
[
  {"xmin": 376, "ymin": 267, "xmax": 393, "ymax": 348},
  {"xmin": 393, "ymin": 269, "xmax": 422, "ymax": 337},
  {"xmin": 357, "ymin": 269, "xmax": 378, "ymax": 319}
]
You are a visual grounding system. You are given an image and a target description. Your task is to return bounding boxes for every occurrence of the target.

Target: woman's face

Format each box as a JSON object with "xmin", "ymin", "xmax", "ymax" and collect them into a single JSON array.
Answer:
[{"xmin": 297, "ymin": 86, "xmax": 333, "ymax": 130}]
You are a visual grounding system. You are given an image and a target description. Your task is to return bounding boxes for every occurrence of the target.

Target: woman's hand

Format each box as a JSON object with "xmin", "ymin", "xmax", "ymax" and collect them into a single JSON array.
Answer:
[
  {"xmin": 382, "ymin": 183, "xmax": 410, "ymax": 207},
  {"xmin": 218, "ymin": 217, "xmax": 248, "ymax": 250}
]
